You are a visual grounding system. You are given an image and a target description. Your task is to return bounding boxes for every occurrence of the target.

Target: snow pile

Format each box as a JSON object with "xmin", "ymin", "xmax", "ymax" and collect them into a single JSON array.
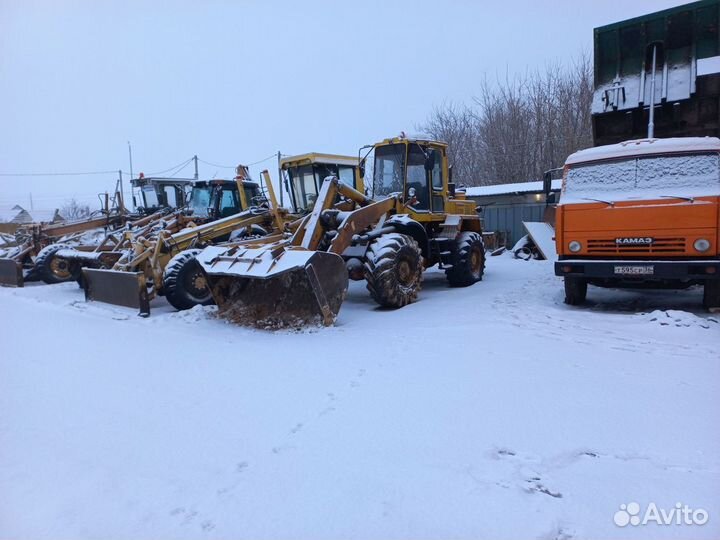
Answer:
[
  {"xmin": 167, "ymin": 304, "xmax": 217, "ymax": 323},
  {"xmin": 641, "ymin": 309, "xmax": 719, "ymax": 329},
  {"xmin": 561, "ymin": 153, "xmax": 720, "ymax": 204}
]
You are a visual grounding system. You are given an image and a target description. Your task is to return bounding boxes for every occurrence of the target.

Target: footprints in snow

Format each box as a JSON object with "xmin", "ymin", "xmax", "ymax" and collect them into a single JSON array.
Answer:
[
  {"xmin": 169, "ymin": 507, "xmax": 215, "ymax": 533},
  {"xmin": 490, "ymin": 447, "xmax": 602, "ymax": 500}
]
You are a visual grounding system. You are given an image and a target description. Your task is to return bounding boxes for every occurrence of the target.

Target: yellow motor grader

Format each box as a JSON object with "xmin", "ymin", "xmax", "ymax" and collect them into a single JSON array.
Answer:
[
  {"xmin": 52, "ymin": 167, "xmax": 283, "ymax": 315},
  {"xmin": 0, "ymin": 177, "xmax": 198, "ymax": 288},
  {"xmin": 196, "ymin": 136, "xmax": 485, "ymax": 327}
]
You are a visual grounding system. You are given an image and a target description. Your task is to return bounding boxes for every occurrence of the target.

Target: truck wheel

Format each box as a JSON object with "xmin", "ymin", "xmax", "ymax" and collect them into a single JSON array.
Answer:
[
  {"xmin": 703, "ymin": 280, "xmax": 720, "ymax": 312},
  {"xmin": 564, "ymin": 277, "xmax": 587, "ymax": 305},
  {"xmin": 364, "ymin": 233, "xmax": 422, "ymax": 308},
  {"xmin": 446, "ymin": 231, "xmax": 485, "ymax": 286},
  {"xmin": 35, "ymin": 244, "xmax": 80, "ymax": 284},
  {"xmin": 163, "ymin": 249, "xmax": 214, "ymax": 310}
]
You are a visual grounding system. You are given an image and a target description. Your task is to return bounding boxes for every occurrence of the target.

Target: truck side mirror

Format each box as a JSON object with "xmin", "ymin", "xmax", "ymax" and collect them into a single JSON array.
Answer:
[
  {"xmin": 359, "ymin": 158, "xmax": 366, "ymax": 178},
  {"xmin": 448, "ymin": 182, "xmax": 456, "ymax": 197},
  {"xmin": 542, "ymin": 170, "xmax": 552, "ymax": 196}
]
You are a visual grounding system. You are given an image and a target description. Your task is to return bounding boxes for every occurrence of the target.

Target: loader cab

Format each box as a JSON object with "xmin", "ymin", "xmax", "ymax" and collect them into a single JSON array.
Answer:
[
  {"xmin": 369, "ymin": 138, "xmax": 449, "ymax": 215},
  {"xmin": 187, "ymin": 180, "xmax": 261, "ymax": 220},
  {"xmin": 280, "ymin": 153, "xmax": 361, "ymax": 214},
  {"xmin": 131, "ymin": 177, "xmax": 194, "ymax": 215}
]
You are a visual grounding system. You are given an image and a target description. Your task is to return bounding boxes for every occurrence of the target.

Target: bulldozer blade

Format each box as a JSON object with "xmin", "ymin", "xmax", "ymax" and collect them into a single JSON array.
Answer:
[
  {"xmin": 0, "ymin": 258, "xmax": 23, "ymax": 287},
  {"xmin": 198, "ymin": 246, "xmax": 348, "ymax": 328},
  {"xmin": 82, "ymin": 268, "xmax": 150, "ymax": 316}
]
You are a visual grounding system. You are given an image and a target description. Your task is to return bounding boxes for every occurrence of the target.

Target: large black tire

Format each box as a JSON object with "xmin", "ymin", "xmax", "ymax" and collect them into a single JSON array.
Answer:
[
  {"xmin": 163, "ymin": 249, "xmax": 214, "ymax": 310},
  {"xmin": 703, "ymin": 280, "xmax": 720, "ymax": 312},
  {"xmin": 446, "ymin": 231, "xmax": 485, "ymax": 286},
  {"xmin": 364, "ymin": 233, "xmax": 423, "ymax": 308},
  {"xmin": 34, "ymin": 244, "xmax": 80, "ymax": 284},
  {"xmin": 564, "ymin": 277, "xmax": 588, "ymax": 305}
]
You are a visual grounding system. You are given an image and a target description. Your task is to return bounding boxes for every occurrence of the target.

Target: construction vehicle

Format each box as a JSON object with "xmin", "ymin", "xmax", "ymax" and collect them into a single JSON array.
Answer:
[
  {"xmin": 131, "ymin": 175, "xmax": 194, "ymax": 215},
  {"xmin": 553, "ymin": 2, "xmax": 720, "ymax": 311},
  {"xmin": 279, "ymin": 153, "xmax": 362, "ymax": 213},
  {"xmin": 74, "ymin": 167, "xmax": 294, "ymax": 315},
  {"xmin": 0, "ymin": 176, "xmax": 203, "ymax": 288},
  {"xmin": 196, "ymin": 136, "xmax": 485, "ymax": 328},
  {"xmin": 554, "ymin": 137, "xmax": 720, "ymax": 310}
]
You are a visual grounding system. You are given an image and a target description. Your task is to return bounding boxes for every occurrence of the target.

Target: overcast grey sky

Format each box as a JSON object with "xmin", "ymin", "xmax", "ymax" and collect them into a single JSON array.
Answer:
[{"xmin": 1, "ymin": 0, "xmax": 688, "ymax": 210}]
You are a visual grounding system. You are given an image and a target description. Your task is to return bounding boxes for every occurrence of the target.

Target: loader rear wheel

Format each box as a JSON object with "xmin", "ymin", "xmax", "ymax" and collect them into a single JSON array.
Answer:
[
  {"xmin": 364, "ymin": 233, "xmax": 422, "ymax": 308},
  {"xmin": 564, "ymin": 277, "xmax": 587, "ymax": 305},
  {"xmin": 446, "ymin": 231, "xmax": 485, "ymax": 286},
  {"xmin": 35, "ymin": 244, "xmax": 80, "ymax": 284},
  {"xmin": 163, "ymin": 249, "xmax": 214, "ymax": 311}
]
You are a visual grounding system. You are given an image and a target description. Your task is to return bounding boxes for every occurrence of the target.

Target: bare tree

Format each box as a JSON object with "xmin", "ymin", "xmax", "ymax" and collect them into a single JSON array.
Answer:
[
  {"xmin": 418, "ymin": 54, "xmax": 593, "ymax": 186},
  {"xmin": 61, "ymin": 199, "xmax": 91, "ymax": 221}
]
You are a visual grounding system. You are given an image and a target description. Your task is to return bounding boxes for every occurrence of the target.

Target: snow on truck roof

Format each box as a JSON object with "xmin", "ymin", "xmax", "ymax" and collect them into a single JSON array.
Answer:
[{"xmin": 565, "ymin": 137, "xmax": 720, "ymax": 166}]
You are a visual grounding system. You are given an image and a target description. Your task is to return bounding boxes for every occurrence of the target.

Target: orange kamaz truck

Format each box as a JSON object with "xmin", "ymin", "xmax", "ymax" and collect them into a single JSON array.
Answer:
[
  {"xmin": 553, "ymin": 1, "xmax": 720, "ymax": 311},
  {"xmin": 554, "ymin": 137, "xmax": 720, "ymax": 310}
]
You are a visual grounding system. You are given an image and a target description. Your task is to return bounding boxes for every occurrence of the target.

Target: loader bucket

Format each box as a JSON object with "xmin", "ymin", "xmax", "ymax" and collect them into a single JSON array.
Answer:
[
  {"xmin": 0, "ymin": 258, "xmax": 23, "ymax": 287},
  {"xmin": 197, "ymin": 246, "xmax": 349, "ymax": 328},
  {"xmin": 82, "ymin": 268, "xmax": 150, "ymax": 316}
]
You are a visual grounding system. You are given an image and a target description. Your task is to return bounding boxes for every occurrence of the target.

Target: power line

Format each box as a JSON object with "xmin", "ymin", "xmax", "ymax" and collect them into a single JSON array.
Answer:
[
  {"xmin": 142, "ymin": 157, "xmax": 195, "ymax": 177},
  {"xmin": 0, "ymin": 169, "xmax": 118, "ymax": 177},
  {"xmin": 198, "ymin": 153, "xmax": 278, "ymax": 170}
]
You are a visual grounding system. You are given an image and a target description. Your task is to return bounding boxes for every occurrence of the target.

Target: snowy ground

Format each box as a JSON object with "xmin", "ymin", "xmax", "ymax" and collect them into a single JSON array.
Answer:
[{"xmin": 1, "ymin": 254, "xmax": 718, "ymax": 540}]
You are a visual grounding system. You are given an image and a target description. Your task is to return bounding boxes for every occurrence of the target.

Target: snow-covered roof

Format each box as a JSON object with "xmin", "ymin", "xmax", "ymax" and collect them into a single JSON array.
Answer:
[
  {"xmin": 0, "ymin": 204, "xmax": 30, "ymax": 223},
  {"xmin": 566, "ymin": 137, "xmax": 720, "ymax": 166},
  {"xmin": 29, "ymin": 209, "xmax": 62, "ymax": 223},
  {"xmin": 465, "ymin": 179, "xmax": 562, "ymax": 197}
]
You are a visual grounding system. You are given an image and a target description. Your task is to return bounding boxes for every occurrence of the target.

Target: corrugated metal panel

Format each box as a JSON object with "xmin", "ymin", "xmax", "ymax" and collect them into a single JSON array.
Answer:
[{"xmin": 480, "ymin": 202, "xmax": 548, "ymax": 245}]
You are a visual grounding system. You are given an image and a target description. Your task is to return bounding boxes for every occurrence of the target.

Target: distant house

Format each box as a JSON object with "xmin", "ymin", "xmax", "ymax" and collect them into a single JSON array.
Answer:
[
  {"xmin": 464, "ymin": 179, "xmax": 562, "ymax": 246},
  {"xmin": 0, "ymin": 205, "xmax": 64, "ymax": 224}
]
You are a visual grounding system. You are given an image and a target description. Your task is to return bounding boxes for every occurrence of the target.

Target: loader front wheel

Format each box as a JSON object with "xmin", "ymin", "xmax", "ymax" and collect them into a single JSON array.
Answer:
[
  {"xmin": 446, "ymin": 231, "xmax": 485, "ymax": 286},
  {"xmin": 35, "ymin": 244, "xmax": 80, "ymax": 284},
  {"xmin": 364, "ymin": 233, "xmax": 422, "ymax": 308},
  {"xmin": 163, "ymin": 249, "xmax": 214, "ymax": 311}
]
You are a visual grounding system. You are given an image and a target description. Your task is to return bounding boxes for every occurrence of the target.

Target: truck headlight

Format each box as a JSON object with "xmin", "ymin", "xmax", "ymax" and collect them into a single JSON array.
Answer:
[
  {"xmin": 694, "ymin": 238, "xmax": 710, "ymax": 252},
  {"xmin": 568, "ymin": 240, "xmax": 582, "ymax": 253}
]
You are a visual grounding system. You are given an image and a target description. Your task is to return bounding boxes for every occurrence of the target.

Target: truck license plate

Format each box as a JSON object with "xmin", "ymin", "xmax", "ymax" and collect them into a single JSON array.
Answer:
[{"xmin": 614, "ymin": 265, "xmax": 654, "ymax": 275}]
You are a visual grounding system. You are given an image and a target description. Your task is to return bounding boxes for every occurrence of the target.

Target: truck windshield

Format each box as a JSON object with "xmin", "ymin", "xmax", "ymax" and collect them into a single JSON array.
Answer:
[
  {"xmin": 373, "ymin": 144, "xmax": 405, "ymax": 197},
  {"xmin": 188, "ymin": 187, "xmax": 212, "ymax": 217},
  {"xmin": 562, "ymin": 153, "xmax": 720, "ymax": 203}
]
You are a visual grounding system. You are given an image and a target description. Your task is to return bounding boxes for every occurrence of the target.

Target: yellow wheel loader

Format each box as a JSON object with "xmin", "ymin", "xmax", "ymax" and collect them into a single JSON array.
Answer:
[{"xmin": 196, "ymin": 136, "xmax": 484, "ymax": 328}]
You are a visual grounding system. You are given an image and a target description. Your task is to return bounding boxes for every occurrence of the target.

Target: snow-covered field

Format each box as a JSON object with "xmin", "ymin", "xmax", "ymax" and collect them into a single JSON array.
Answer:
[{"xmin": 1, "ymin": 254, "xmax": 718, "ymax": 540}]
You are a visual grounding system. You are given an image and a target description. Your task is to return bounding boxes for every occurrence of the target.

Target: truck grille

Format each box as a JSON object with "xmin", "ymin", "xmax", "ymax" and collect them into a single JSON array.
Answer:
[{"xmin": 587, "ymin": 237, "xmax": 686, "ymax": 255}]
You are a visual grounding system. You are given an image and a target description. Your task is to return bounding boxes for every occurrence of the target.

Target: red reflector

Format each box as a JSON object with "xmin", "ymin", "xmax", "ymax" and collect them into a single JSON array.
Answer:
[
  {"xmin": 706, "ymin": 267, "xmax": 717, "ymax": 274},
  {"xmin": 562, "ymin": 265, "xmax": 572, "ymax": 273}
]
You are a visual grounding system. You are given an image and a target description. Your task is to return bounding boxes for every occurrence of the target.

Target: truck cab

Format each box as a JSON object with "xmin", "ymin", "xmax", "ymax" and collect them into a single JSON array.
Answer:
[{"xmin": 554, "ymin": 137, "xmax": 720, "ymax": 310}]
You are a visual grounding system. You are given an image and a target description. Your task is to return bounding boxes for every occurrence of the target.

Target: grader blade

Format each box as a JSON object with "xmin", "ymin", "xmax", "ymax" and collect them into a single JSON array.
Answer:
[
  {"xmin": 82, "ymin": 268, "xmax": 150, "ymax": 316},
  {"xmin": 0, "ymin": 259, "xmax": 23, "ymax": 287},
  {"xmin": 197, "ymin": 246, "xmax": 348, "ymax": 328}
]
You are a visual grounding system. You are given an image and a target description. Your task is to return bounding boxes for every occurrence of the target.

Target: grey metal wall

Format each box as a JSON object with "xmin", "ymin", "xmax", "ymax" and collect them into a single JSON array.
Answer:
[{"xmin": 480, "ymin": 203, "xmax": 546, "ymax": 246}]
